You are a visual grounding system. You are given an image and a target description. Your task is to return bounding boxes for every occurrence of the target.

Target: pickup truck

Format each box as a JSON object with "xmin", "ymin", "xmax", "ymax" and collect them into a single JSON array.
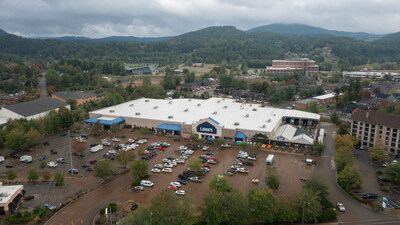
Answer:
[{"xmin": 237, "ymin": 168, "xmax": 249, "ymax": 174}]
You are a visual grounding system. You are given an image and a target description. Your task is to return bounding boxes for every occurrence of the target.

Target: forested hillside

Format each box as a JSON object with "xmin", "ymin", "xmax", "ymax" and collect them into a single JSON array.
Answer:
[{"xmin": 0, "ymin": 26, "xmax": 399, "ymax": 67}]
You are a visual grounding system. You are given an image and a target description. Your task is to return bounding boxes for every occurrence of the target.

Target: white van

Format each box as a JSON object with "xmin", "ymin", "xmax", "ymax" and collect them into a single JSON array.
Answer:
[
  {"xmin": 140, "ymin": 180, "xmax": 154, "ymax": 187},
  {"xmin": 0, "ymin": 156, "xmax": 4, "ymax": 162},
  {"xmin": 305, "ymin": 158, "xmax": 314, "ymax": 165},
  {"xmin": 20, "ymin": 155, "xmax": 32, "ymax": 163},
  {"xmin": 90, "ymin": 145, "xmax": 104, "ymax": 153}
]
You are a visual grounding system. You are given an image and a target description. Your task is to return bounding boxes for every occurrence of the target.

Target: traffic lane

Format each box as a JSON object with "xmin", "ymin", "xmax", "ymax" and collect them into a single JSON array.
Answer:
[{"xmin": 319, "ymin": 123, "xmax": 399, "ymax": 224}]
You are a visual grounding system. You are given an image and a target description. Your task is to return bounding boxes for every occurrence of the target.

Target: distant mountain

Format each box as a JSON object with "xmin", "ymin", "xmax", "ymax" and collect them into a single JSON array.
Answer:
[
  {"xmin": 38, "ymin": 35, "xmax": 172, "ymax": 43},
  {"xmin": 0, "ymin": 29, "xmax": 9, "ymax": 36},
  {"xmin": 171, "ymin": 26, "xmax": 248, "ymax": 41},
  {"xmin": 247, "ymin": 23, "xmax": 385, "ymax": 40}
]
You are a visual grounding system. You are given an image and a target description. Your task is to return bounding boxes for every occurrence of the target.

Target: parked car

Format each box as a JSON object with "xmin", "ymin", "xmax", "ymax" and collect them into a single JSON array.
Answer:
[
  {"xmin": 50, "ymin": 149, "xmax": 58, "ymax": 154},
  {"xmin": 39, "ymin": 155, "xmax": 46, "ymax": 161},
  {"xmin": 56, "ymin": 158, "xmax": 66, "ymax": 163},
  {"xmin": 44, "ymin": 203, "xmax": 56, "ymax": 211},
  {"xmin": 68, "ymin": 168, "xmax": 79, "ymax": 174},
  {"xmin": 170, "ymin": 182, "xmax": 181, "ymax": 188},
  {"xmin": 336, "ymin": 202, "xmax": 346, "ymax": 212},
  {"xmin": 242, "ymin": 161, "xmax": 254, "ymax": 166},
  {"xmin": 202, "ymin": 146, "xmax": 209, "ymax": 151},
  {"xmin": 5, "ymin": 164, "xmax": 13, "ymax": 168},
  {"xmin": 82, "ymin": 163, "xmax": 91, "ymax": 168},
  {"xmin": 140, "ymin": 180, "xmax": 154, "ymax": 187},
  {"xmin": 189, "ymin": 177, "xmax": 202, "ymax": 182},
  {"xmin": 43, "ymin": 141, "xmax": 50, "ymax": 145},
  {"xmin": 134, "ymin": 186, "xmax": 144, "ymax": 191},
  {"xmin": 86, "ymin": 167, "xmax": 93, "ymax": 171},
  {"xmin": 47, "ymin": 161, "xmax": 58, "ymax": 168},
  {"xmin": 89, "ymin": 160, "xmax": 97, "ymax": 164},
  {"xmin": 248, "ymin": 154, "xmax": 257, "ymax": 161},
  {"xmin": 237, "ymin": 168, "xmax": 249, "ymax": 174},
  {"xmin": 177, "ymin": 179, "xmax": 187, "ymax": 185},
  {"xmin": 221, "ymin": 144, "xmax": 231, "ymax": 148},
  {"xmin": 154, "ymin": 164, "xmax": 163, "ymax": 169},
  {"xmin": 362, "ymin": 193, "xmax": 378, "ymax": 199},
  {"xmin": 164, "ymin": 163, "xmax": 173, "ymax": 168},
  {"xmin": 131, "ymin": 202, "xmax": 138, "ymax": 211},
  {"xmin": 112, "ymin": 137, "xmax": 121, "ymax": 142},
  {"xmin": 175, "ymin": 190, "xmax": 186, "ymax": 196},
  {"xmin": 151, "ymin": 168, "xmax": 161, "ymax": 173},
  {"xmin": 162, "ymin": 168, "xmax": 173, "ymax": 173}
]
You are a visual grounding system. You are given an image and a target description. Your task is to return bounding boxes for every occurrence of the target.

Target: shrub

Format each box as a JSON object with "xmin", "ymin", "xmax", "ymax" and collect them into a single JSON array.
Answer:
[
  {"xmin": 121, "ymin": 135, "xmax": 126, "ymax": 139},
  {"xmin": 373, "ymin": 201, "xmax": 383, "ymax": 211},
  {"xmin": 317, "ymin": 208, "xmax": 337, "ymax": 222},
  {"xmin": 376, "ymin": 170, "xmax": 383, "ymax": 176},
  {"xmin": 100, "ymin": 202, "xmax": 118, "ymax": 214},
  {"xmin": 381, "ymin": 186, "xmax": 390, "ymax": 193},
  {"xmin": 132, "ymin": 179, "xmax": 141, "ymax": 186},
  {"xmin": 25, "ymin": 195, "xmax": 35, "ymax": 201}
]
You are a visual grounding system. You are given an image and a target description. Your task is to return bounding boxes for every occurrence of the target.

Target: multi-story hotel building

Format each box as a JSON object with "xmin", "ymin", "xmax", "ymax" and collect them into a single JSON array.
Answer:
[
  {"xmin": 266, "ymin": 58, "xmax": 319, "ymax": 75},
  {"xmin": 350, "ymin": 109, "xmax": 400, "ymax": 154}
]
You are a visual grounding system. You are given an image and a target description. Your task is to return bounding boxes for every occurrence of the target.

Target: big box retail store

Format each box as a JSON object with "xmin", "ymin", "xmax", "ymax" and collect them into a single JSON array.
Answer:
[{"xmin": 88, "ymin": 97, "xmax": 320, "ymax": 145}]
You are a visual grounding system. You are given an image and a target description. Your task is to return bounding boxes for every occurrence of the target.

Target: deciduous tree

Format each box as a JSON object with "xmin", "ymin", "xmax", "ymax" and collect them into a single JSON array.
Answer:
[
  {"xmin": 248, "ymin": 187, "xmax": 276, "ymax": 224},
  {"xmin": 43, "ymin": 170, "xmax": 51, "ymax": 181},
  {"xmin": 26, "ymin": 127, "xmax": 42, "ymax": 146},
  {"xmin": 130, "ymin": 160, "xmax": 148, "ymax": 179},
  {"xmin": 188, "ymin": 158, "xmax": 202, "ymax": 174},
  {"xmin": 266, "ymin": 167, "xmax": 280, "ymax": 189},
  {"xmin": 6, "ymin": 129, "xmax": 27, "ymax": 151},
  {"xmin": 291, "ymin": 189, "xmax": 322, "ymax": 223},
  {"xmin": 7, "ymin": 169, "xmax": 17, "ymax": 180},
  {"xmin": 383, "ymin": 163, "xmax": 400, "ymax": 184},
  {"xmin": 94, "ymin": 159, "xmax": 114, "ymax": 180},
  {"xmin": 54, "ymin": 172, "xmax": 64, "ymax": 186},
  {"xmin": 369, "ymin": 139, "xmax": 388, "ymax": 161},
  {"xmin": 337, "ymin": 166, "xmax": 362, "ymax": 191},
  {"xmin": 27, "ymin": 168, "xmax": 39, "ymax": 182},
  {"xmin": 330, "ymin": 111, "xmax": 341, "ymax": 125},
  {"xmin": 209, "ymin": 175, "xmax": 232, "ymax": 193},
  {"xmin": 116, "ymin": 151, "xmax": 135, "ymax": 168}
]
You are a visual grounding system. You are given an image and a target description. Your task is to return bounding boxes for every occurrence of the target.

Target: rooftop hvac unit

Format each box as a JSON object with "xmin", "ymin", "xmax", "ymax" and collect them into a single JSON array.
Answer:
[
  {"xmin": 217, "ymin": 100, "xmax": 220, "ymax": 103},
  {"xmin": 197, "ymin": 103, "xmax": 201, "ymax": 106},
  {"xmin": 252, "ymin": 108, "xmax": 257, "ymax": 111},
  {"xmin": 223, "ymin": 105, "xmax": 228, "ymax": 108},
  {"xmin": 135, "ymin": 112, "xmax": 141, "ymax": 115},
  {"xmin": 109, "ymin": 110, "xmax": 115, "ymax": 113},
  {"xmin": 184, "ymin": 109, "xmax": 189, "ymax": 112},
  {"xmin": 145, "ymin": 99, "xmax": 149, "ymax": 102},
  {"xmin": 168, "ymin": 115, "xmax": 173, "ymax": 119},
  {"xmin": 245, "ymin": 114, "xmax": 249, "ymax": 118},
  {"xmin": 129, "ymin": 104, "xmax": 134, "ymax": 107},
  {"xmin": 213, "ymin": 111, "xmax": 217, "ymax": 114},
  {"xmin": 154, "ymin": 106, "xmax": 158, "ymax": 109},
  {"xmin": 234, "ymin": 122, "xmax": 239, "ymax": 126},
  {"xmin": 261, "ymin": 124, "xmax": 266, "ymax": 128},
  {"xmin": 267, "ymin": 119, "xmax": 271, "ymax": 122}
]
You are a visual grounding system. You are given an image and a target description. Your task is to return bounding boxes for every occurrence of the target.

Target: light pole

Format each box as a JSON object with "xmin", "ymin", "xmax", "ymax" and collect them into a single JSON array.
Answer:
[
  {"xmin": 150, "ymin": 211, "xmax": 152, "ymax": 225},
  {"xmin": 302, "ymin": 201, "xmax": 310, "ymax": 224}
]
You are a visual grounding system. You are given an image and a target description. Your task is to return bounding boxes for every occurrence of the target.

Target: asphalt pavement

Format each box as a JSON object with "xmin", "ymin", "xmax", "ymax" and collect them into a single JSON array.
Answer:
[{"xmin": 319, "ymin": 122, "xmax": 400, "ymax": 225}]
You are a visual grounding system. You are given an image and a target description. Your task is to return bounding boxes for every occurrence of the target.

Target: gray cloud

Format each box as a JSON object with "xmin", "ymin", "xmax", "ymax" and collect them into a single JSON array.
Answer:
[{"xmin": 0, "ymin": 0, "xmax": 399, "ymax": 38}]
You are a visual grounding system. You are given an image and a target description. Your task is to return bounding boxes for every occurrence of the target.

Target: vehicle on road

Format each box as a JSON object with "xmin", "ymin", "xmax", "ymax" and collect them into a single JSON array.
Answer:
[
  {"xmin": 47, "ymin": 161, "xmax": 58, "ymax": 168},
  {"xmin": 151, "ymin": 168, "xmax": 161, "ymax": 173},
  {"xmin": 162, "ymin": 168, "xmax": 173, "ymax": 173},
  {"xmin": 134, "ymin": 186, "xmax": 144, "ymax": 191},
  {"xmin": 68, "ymin": 168, "xmax": 79, "ymax": 174},
  {"xmin": 336, "ymin": 202, "xmax": 346, "ymax": 212},
  {"xmin": 140, "ymin": 180, "xmax": 154, "ymax": 187},
  {"xmin": 44, "ymin": 203, "xmax": 56, "ymax": 211},
  {"xmin": 175, "ymin": 190, "xmax": 186, "ymax": 196}
]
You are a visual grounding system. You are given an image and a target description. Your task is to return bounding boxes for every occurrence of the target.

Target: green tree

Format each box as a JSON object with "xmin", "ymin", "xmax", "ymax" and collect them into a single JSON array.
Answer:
[
  {"xmin": 43, "ymin": 170, "xmax": 51, "ymax": 181},
  {"xmin": 39, "ymin": 161, "xmax": 46, "ymax": 169},
  {"xmin": 110, "ymin": 123, "xmax": 119, "ymax": 137},
  {"xmin": 238, "ymin": 142, "xmax": 248, "ymax": 150},
  {"xmin": 91, "ymin": 121, "xmax": 103, "ymax": 136},
  {"xmin": 66, "ymin": 99, "xmax": 78, "ymax": 110},
  {"xmin": 275, "ymin": 196, "xmax": 298, "ymax": 223},
  {"xmin": 337, "ymin": 166, "xmax": 362, "ymax": 191},
  {"xmin": 188, "ymin": 158, "xmax": 202, "ymax": 173},
  {"xmin": 309, "ymin": 102, "xmax": 318, "ymax": 113},
  {"xmin": 248, "ymin": 187, "xmax": 276, "ymax": 224},
  {"xmin": 118, "ymin": 206, "xmax": 151, "ymax": 225},
  {"xmin": 7, "ymin": 169, "xmax": 17, "ymax": 180},
  {"xmin": 26, "ymin": 127, "xmax": 42, "ymax": 146},
  {"xmin": 202, "ymin": 190, "xmax": 249, "ymax": 225},
  {"xmin": 291, "ymin": 189, "xmax": 322, "ymax": 223},
  {"xmin": 369, "ymin": 139, "xmax": 388, "ymax": 161},
  {"xmin": 54, "ymin": 172, "xmax": 64, "ymax": 186},
  {"xmin": 6, "ymin": 128, "xmax": 27, "ymax": 151},
  {"xmin": 94, "ymin": 159, "xmax": 114, "ymax": 180},
  {"xmin": 27, "ymin": 168, "xmax": 39, "ymax": 182},
  {"xmin": 334, "ymin": 146, "xmax": 353, "ymax": 172},
  {"xmin": 303, "ymin": 172, "xmax": 329, "ymax": 200},
  {"xmin": 150, "ymin": 190, "xmax": 196, "ymax": 225},
  {"xmin": 209, "ymin": 175, "xmax": 232, "ymax": 193},
  {"xmin": 59, "ymin": 106, "xmax": 74, "ymax": 129},
  {"xmin": 383, "ymin": 163, "xmax": 400, "ymax": 184},
  {"xmin": 330, "ymin": 111, "xmax": 341, "ymax": 125},
  {"xmin": 139, "ymin": 127, "xmax": 149, "ymax": 137},
  {"xmin": 313, "ymin": 142, "xmax": 326, "ymax": 156},
  {"xmin": 337, "ymin": 122, "xmax": 349, "ymax": 135},
  {"xmin": 115, "ymin": 151, "xmax": 135, "ymax": 168},
  {"xmin": 43, "ymin": 110, "xmax": 61, "ymax": 134},
  {"xmin": 266, "ymin": 167, "xmax": 280, "ymax": 189},
  {"xmin": 130, "ymin": 160, "xmax": 149, "ymax": 179}
]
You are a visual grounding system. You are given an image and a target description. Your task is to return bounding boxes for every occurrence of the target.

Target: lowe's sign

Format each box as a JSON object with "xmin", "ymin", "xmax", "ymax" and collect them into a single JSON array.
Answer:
[{"xmin": 197, "ymin": 122, "xmax": 217, "ymax": 134}]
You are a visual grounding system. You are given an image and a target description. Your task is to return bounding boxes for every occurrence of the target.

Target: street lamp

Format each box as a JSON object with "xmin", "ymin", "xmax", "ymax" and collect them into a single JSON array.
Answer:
[
  {"xmin": 150, "ymin": 211, "xmax": 153, "ymax": 225},
  {"xmin": 302, "ymin": 201, "xmax": 310, "ymax": 224}
]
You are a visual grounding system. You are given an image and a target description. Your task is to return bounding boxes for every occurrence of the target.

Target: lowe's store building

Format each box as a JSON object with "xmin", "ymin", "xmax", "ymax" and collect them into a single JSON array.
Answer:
[{"xmin": 88, "ymin": 97, "xmax": 320, "ymax": 145}]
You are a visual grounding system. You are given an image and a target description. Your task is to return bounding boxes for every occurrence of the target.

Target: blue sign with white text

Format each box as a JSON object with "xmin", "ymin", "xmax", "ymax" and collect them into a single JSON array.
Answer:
[{"xmin": 197, "ymin": 122, "xmax": 217, "ymax": 134}]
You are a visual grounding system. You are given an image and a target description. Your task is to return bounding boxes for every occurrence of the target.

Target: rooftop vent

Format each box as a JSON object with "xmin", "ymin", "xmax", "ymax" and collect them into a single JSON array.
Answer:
[
  {"xmin": 223, "ymin": 105, "xmax": 228, "ymax": 109},
  {"xmin": 267, "ymin": 119, "xmax": 271, "ymax": 122},
  {"xmin": 184, "ymin": 108, "xmax": 189, "ymax": 112},
  {"xmin": 154, "ymin": 106, "xmax": 158, "ymax": 109},
  {"xmin": 244, "ymin": 114, "xmax": 249, "ymax": 118},
  {"xmin": 234, "ymin": 122, "xmax": 240, "ymax": 126},
  {"xmin": 252, "ymin": 108, "xmax": 257, "ymax": 111},
  {"xmin": 168, "ymin": 115, "xmax": 173, "ymax": 119},
  {"xmin": 188, "ymin": 99, "xmax": 192, "ymax": 101},
  {"xmin": 145, "ymin": 99, "xmax": 149, "ymax": 102},
  {"xmin": 213, "ymin": 111, "xmax": 217, "ymax": 115},
  {"xmin": 197, "ymin": 103, "xmax": 201, "ymax": 106},
  {"xmin": 168, "ymin": 101, "xmax": 172, "ymax": 104},
  {"xmin": 129, "ymin": 104, "xmax": 134, "ymax": 107},
  {"xmin": 261, "ymin": 124, "xmax": 266, "ymax": 128},
  {"xmin": 217, "ymin": 100, "xmax": 220, "ymax": 103},
  {"xmin": 109, "ymin": 110, "xmax": 115, "ymax": 113},
  {"xmin": 135, "ymin": 112, "xmax": 141, "ymax": 115}
]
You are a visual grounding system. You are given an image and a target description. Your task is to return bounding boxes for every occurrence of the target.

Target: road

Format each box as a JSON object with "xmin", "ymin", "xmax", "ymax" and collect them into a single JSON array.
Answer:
[
  {"xmin": 38, "ymin": 73, "xmax": 48, "ymax": 98},
  {"xmin": 319, "ymin": 122, "xmax": 400, "ymax": 225}
]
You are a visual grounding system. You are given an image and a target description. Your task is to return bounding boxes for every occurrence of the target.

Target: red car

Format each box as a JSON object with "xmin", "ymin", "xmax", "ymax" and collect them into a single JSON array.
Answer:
[
  {"xmin": 203, "ymin": 164, "xmax": 211, "ymax": 168},
  {"xmin": 156, "ymin": 146, "xmax": 166, "ymax": 151},
  {"xmin": 89, "ymin": 160, "xmax": 97, "ymax": 164},
  {"xmin": 25, "ymin": 148, "xmax": 33, "ymax": 152},
  {"xmin": 86, "ymin": 167, "xmax": 93, "ymax": 171},
  {"xmin": 43, "ymin": 141, "xmax": 50, "ymax": 145},
  {"xmin": 168, "ymin": 185, "xmax": 177, "ymax": 191}
]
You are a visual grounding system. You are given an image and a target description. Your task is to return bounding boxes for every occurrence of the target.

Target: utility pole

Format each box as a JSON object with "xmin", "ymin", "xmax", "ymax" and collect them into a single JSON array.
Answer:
[
  {"xmin": 68, "ymin": 129, "xmax": 74, "ymax": 176},
  {"xmin": 302, "ymin": 201, "xmax": 310, "ymax": 224}
]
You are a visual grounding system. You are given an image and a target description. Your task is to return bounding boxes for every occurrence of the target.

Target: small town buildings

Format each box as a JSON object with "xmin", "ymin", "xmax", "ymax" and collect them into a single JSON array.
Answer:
[
  {"xmin": 266, "ymin": 58, "xmax": 319, "ymax": 75},
  {"xmin": 0, "ymin": 183, "xmax": 25, "ymax": 215},
  {"xmin": 0, "ymin": 91, "xmax": 26, "ymax": 104},
  {"xmin": 126, "ymin": 65, "xmax": 156, "ymax": 75},
  {"xmin": 343, "ymin": 71, "xmax": 400, "ymax": 80},
  {"xmin": 296, "ymin": 99, "xmax": 319, "ymax": 110},
  {"xmin": 176, "ymin": 78, "xmax": 217, "ymax": 91},
  {"xmin": 312, "ymin": 93, "xmax": 337, "ymax": 105},
  {"xmin": 52, "ymin": 91, "xmax": 101, "ymax": 106},
  {"xmin": 0, "ymin": 97, "xmax": 69, "ymax": 126},
  {"xmin": 350, "ymin": 109, "xmax": 400, "ymax": 154}
]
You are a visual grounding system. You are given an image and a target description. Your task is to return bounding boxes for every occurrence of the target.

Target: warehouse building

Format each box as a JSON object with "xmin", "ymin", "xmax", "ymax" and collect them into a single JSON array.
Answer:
[{"xmin": 88, "ymin": 98, "xmax": 319, "ymax": 145}]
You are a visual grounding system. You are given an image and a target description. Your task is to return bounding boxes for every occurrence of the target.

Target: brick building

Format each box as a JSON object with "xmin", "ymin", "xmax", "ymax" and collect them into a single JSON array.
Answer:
[
  {"xmin": 266, "ymin": 58, "xmax": 319, "ymax": 75},
  {"xmin": 52, "ymin": 91, "xmax": 101, "ymax": 106},
  {"xmin": 350, "ymin": 109, "xmax": 400, "ymax": 154},
  {"xmin": 0, "ymin": 183, "xmax": 25, "ymax": 215}
]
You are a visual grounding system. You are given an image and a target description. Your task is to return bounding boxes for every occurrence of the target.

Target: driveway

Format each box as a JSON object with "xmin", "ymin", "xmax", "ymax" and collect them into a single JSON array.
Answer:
[
  {"xmin": 319, "ymin": 122, "xmax": 400, "ymax": 224},
  {"xmin": 38, "ymin": 73, "xmax": 48, "ymax": 98}
]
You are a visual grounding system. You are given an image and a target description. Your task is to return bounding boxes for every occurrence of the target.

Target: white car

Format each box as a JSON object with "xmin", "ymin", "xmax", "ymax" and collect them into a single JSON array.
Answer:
[
  {"xmin": 154, "ymin": 164, "xmax": 163, "ymax": 169},
  {"xmin": 137, "ymin": 139, "xmax": 147, "ymax": 144},
  {"xmin": 177, "ymin": 158, "xmax": 185, "ymax": 164},
  {"xmin": 171, "ymin": 160, "xmax": 177, "ymax": 167},
  {"xmin": 164, "ymin": 163, "xmax": 173, "ymax": 168},
  {"xmin": 202, "ymin": 146, "xmax": 209, "ymax": 151},
  {"xmin": 163, "ymin": 158, "xmax": 171, "ymax": 163},
  {"xmin": 112, "ymin": 137, "xmax": 120, "ymax": 142},
  {"xmin": 184, "ymin": 150, "xmax": 194, "ymax": 155},
  {"xmin": 170, "ymin": 182, "xmax": 181, "ymax": 188},
  {"xmin": 134, "ymin": 186, "xmax": 144, "ymax": 191},
  {"xmin": 108, "ymin": 150, "xmax": 117, "ymax": 155},
  {"xmin": 391, "ymin": 160, "xmax": 398, "ymax": 164},
  {"xmin": 237, "ymin": 168, "xmax": 249, "ymax": 174},
  {"xmin": 162, "ymin": 168, "xmax": 173, "ymax": 173},
  {"xmin": 151, "ymin": 168, "xmax": 161, "ymax": 173},
  {"xmin": 336, "ymin": 202, "xmax": 346, "ymax": 212},
  {"xmin": 47, "ymin": 161, "xmax": 58, "ymax": 168},
  {"xmin": 140, "ymin": 180, "xmax": 154, "ymax": 187},
  {"xmin": 175, "ymin": 190, "xmax": 186, "ymax": 196},
  {"xmin": 221, "ymin": 144, "xmax": 231, "ymax": 148}
]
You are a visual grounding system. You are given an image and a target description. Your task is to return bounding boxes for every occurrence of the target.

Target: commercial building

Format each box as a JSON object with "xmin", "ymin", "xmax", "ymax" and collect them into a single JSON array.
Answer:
[
  {"xmin": 296, "ymin": 93, "xmax": 339, "ymax": 110},
  {"xmin": 266, "ymin": 58, "xmax": 319, "ymax": 75},
  {"xmin": 0, "ymin": 97, "xmax": 69, "ymax": 126},
  {"xmin": 343, "ymin": 71, "xmax": 400, "ymax": 80},
  {"xmin": 296, "ymin": 99, "xmax": 319, "ymax": 110},
  {"xmin": 126, "ymin": 65, "xmax": 156, "ymax": 75},
  {"xmin": 52, "ymin": 91, "xmax": 101, "ymax": 106},
  {"xmin": 176, "ymin": 78, "xmax": 217, "ymax": 91},
  {"xmin": 0, "ymin": 91, "xmax": 26, "ymax": 104},
  {"xmin": 350, "ymin": 109, "xmax": 400, "ymax": 154},
  {"xmin": 88, "ymin": 97, "xmax": 319, "ymax": 145},
  {"xmin": 0, "ymin": 183, "xmax": 25, "ymax": 215}
]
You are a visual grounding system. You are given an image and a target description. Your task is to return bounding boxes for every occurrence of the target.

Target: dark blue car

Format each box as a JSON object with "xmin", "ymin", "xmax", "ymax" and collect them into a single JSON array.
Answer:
[
  {"xmin": 177, "ymin": 179, "xmax": 187, "ymax": 185},
  {"xmin": 39, "ymin": 155, "xmax": 46, "ymax": 161}
]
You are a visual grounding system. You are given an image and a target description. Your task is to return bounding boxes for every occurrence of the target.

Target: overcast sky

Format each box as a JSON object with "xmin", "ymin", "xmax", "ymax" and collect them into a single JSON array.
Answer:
[{"xmin": 1, "ymin": 0, "xmax": 400, "ymax": 38}]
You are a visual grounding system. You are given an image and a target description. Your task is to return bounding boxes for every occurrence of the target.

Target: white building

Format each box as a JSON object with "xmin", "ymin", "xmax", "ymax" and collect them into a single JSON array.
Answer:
[
  {"xmin": 0, "ymin": 97, "xmax": 70, "ymax": 126},
  {"xmin": 343, "ymin": 71, "xmax": 400, "ymax": 80},
  {"xmin": 88, "ymin": 97, "xmax": 319, "ymax": 144},
  {"xmin": 0, "ymin": 183, "xmax": 24, "ymax": 215}
]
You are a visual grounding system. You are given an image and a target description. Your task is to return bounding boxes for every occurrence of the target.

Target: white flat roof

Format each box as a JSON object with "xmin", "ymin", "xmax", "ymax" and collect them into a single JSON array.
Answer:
[
  {"xmin": 0, "ymin": 185, "xmax": 23, "ymax": 204},
  {"xmin": 90, "ymin": 97, "xmax": 320, "ymax": 133},
  {"xmin": 313, "ymin": 93, "xmax": 335, "ymax": 100}
]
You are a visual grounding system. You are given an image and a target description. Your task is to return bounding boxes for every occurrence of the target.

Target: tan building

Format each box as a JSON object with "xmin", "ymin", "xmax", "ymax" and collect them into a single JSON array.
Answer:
[
  {"xmin": 52, "ymin": 91, "xmax": 100, "ymax": 106},
  {"xmin": 266, "ymin": 58, "xmax": 319, "ymax": 75},
  {"xmin": 350, "ymin": 109, "xmax": 400, "ymax": 154},
  {"xmin": 0, "ymin": 183, "xmax": 24, "ymax": 215}
]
